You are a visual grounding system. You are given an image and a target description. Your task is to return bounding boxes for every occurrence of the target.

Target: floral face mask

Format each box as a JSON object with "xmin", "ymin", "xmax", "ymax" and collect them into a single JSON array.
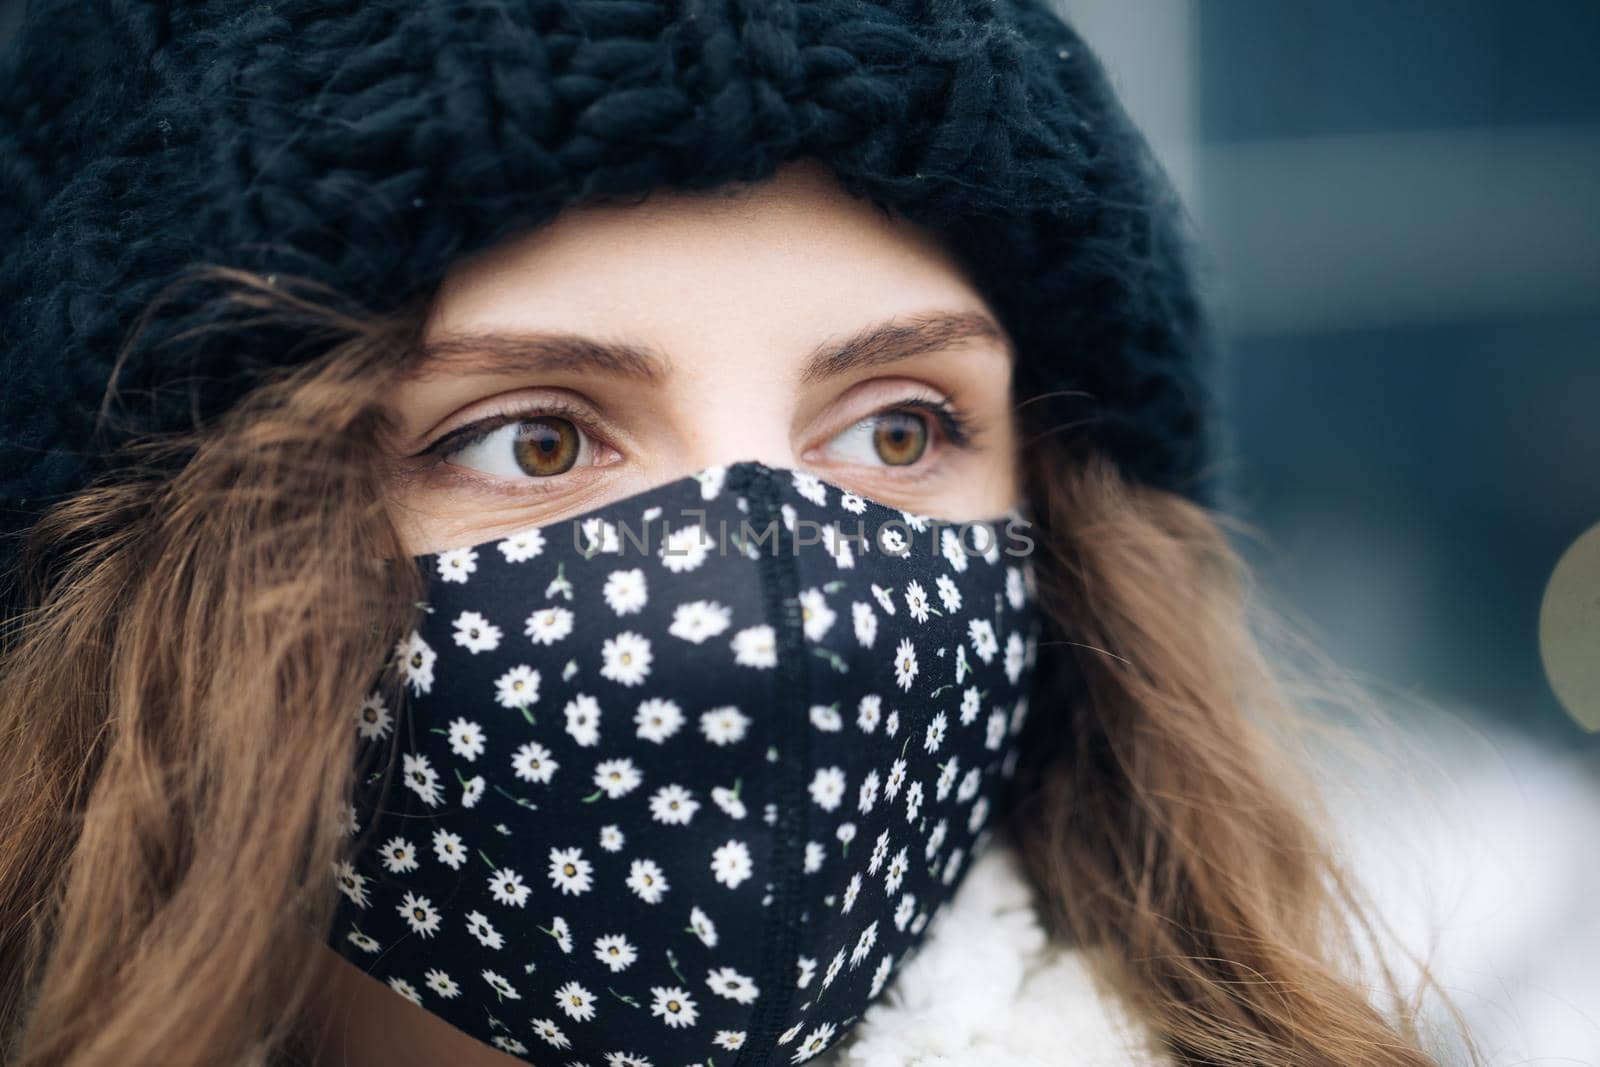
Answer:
[{"xmin": 328, "ymin": 461, "xmax": 1040, "ymax": 1066}]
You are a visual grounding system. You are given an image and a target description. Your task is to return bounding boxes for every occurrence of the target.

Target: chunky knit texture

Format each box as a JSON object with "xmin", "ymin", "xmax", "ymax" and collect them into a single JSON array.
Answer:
[{"xmin": 0, "ymin": 0, "xmax": 1219, "ymax": 594}]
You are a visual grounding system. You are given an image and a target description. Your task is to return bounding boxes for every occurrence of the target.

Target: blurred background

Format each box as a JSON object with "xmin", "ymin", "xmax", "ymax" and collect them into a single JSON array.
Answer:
[
  {"xmin": 4, "ymin": 0, "xmax": 1596, "ymax": 1062},
  {"xmin": 1062, "ymin": 2, "xmax": 1600, "ymax": 1063}
]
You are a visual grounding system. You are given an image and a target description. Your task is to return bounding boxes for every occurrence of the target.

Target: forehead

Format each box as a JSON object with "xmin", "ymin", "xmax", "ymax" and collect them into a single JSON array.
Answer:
[{"xmin": 420, "ymin": 159, "xmax": 998, "ymax": 366}]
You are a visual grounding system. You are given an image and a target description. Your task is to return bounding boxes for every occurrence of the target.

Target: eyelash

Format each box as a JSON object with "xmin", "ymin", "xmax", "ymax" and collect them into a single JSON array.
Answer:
[
  {"xmin": 414, "ymin": 397, "xmax": 600, "ymax": 462},
  {"xmin": 414, "ymin": 394, "xmax": 976, "ymax": 469}
]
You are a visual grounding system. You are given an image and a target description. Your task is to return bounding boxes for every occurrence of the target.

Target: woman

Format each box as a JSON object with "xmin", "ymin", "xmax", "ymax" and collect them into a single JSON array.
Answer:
[{"xmin": 0, "ymin": 2, "xmax": 1447, "ymax": 1065}]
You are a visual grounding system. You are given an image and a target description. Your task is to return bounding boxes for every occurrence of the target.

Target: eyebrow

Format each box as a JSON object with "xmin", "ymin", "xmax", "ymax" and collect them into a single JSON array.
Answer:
[
  {"xmin": 405, "ymin": 309, "xmax": 1009, "ymax": 383},
  {"xmin": 798, "ymin": 310, "xmax": 1009, "ymax": 383}
]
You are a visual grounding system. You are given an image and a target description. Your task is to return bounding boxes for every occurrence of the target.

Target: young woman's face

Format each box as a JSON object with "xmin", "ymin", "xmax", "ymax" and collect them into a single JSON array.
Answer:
[{"xmin": 382, "ymin": 158, "xmax": 1020, "ymax": 555}]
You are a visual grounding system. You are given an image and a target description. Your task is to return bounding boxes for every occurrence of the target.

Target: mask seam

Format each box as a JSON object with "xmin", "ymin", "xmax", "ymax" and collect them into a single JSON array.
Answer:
[{"xmin": 728, "ymin": 465, "xmax": 811, "ymax": 1066}]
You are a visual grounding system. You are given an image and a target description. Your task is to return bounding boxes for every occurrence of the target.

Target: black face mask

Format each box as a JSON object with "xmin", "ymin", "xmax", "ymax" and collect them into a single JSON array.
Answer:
[{"xmin": 328, "ymin": 461, "xmax": 1040, "ymax": 1066}]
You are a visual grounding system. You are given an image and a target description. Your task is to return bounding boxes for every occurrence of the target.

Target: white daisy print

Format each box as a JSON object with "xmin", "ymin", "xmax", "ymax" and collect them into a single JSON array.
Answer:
[
  {"xmin": 904, "ymin": 579, "xmax": 930, "ymax": 622},
  {"xmin": 582, "ymin": 515, "xmax": 627, "ymax": 555},
  {"xmin": 424, "ymin": 968, "xmax": 461, "ymax": 998},
  {"xmin": 531, "ymin": 1017, "xmax": 571, "ymax": 1050},
  {"xmin": 436, "ymin": 546, "xmax": 478, "ymax": 583},
  {"xmin": 355, "ymin": 691, "xmax": 393, "ymax": 740},
  {"xmin": 711, "ymin": 784, "xmax": 747, "ymax": 819},
  {"xmin": 668, "ymin": 599, "xmax": 732, "ymax": 644},
  {"xmin": 689, "ymin": 906, "xmax": 718, "ymax": 947},
  {"xmin": 451, "ymin": 610, "xmax": 502, "ymax": 653},
  {"xmin": 634, "ymin": 697, "xmax": 684, "ymax": 742},
  {"xmin": 599, "ymin": 824, "xmax": 625, "ymax": 852},
  {"xmin": 792, "ymin": 470, "xmax": 827, "ymax": 505},
  {"xmin": 807, "ymin": 766, "xmax": 846, "ymax": 811},
  {"xmin": 968, "ymin": 617, "xmax": 999, "ymax": 663},
  {"xmin": 379, "ymin": 836, "xmax": 418, "ymax": 874},
  {"xmin": 796, "ymin": 955, "xmax": 817, "ymax": 988},
  {"xmin": 856, "ymin": 694, "xmax": 882, "ymax": 733},
  {"xmin": 660, "ymin": 524, "xmax": 710, "ymax": 573},
  {"xmin": 705, "ymin": 966, "xmax": 760, "ymax": 1004},
  {"xmin": 840, "ymin": 490, "xmax": 866, "ymax": 514},
  {"xmin": 397, "ymin": 891, "xmax": 440, "ymax": 938},
  {"xmin": 461, "ymin": 774, "xmax": 485, "ymax": 808},
  {"xmin": 935, "ymin": 573, "xmax": 962, "ymax": 612},
  {"xmin": 393, "ymin": 631, "xmax": 436, "ymax": 695},
  {"xmin": 387, "ymin": 977, "xmax": 422, "ymax": 1005},
  {"xmin": 511, "ymin": 740, "xmax": 558, "ymax": 784},
  {"xmin": 600, "ymin": 631, "xmax": 653, "ymax": 686},
  {"xmin": 868, "ymin": 830, "xmax": 890, "ymax": 875},
  {"xmin": 699, "ymin": 706, "xmax": 751, "ymax": 745},
  {"xmin": 432, "ymin": 829, "xmax": 466, "ymax": 870},
  {"xmin": 602, "ymin": 568, "xmax": 649, "ymax": 615},
  {"xmin": 482, "ymin": 969, "xmax": 521, "ymax": 1001},
  {"xmin": 696, "ymin": 465, "xmax": 727, "ymax": 500},
  {"xmin": 401, "ymin": 752, "xmax": 443, "ymax": 807},
  {"xmin": 841, "ymin": 871, "xmax": 862, "ymax": 913},
  {"xmin": 525, "ymin": 606, "xmax": 575, "ymax": 645},
  {"xmin": 715, "ymin": 1030, "xmax": 748, "ymax": 1050},
  {"xmin": 594, "ymin": 933, "xmax": 638, "ymax": 972},
  {"xmin": 798, "ymin": 587, "xmax": 836, "ymax": 641},
  {"xmin": 333, "ymin": 859, "xmax": 369, "ymax": 908},
  {"xmin": 871, "ymin": 954, "xmax": 895, "ymax": 997},
  {"xmin": 711, "ymin": 839, "xmax": 753, "ymax": 888},
  {"xmin": 924, "ymin": 710, "xmax": 947, "ymax": 753},
  {"xmin": 885, "ymin": 847, "xmax": 909, "ymax": 894},
  {"xmin": 650, "ymin": 985, "xmax": 699, "ymax": 1028},
  {"xmin": 871, "ymin": 582, "xmax": 896, "ymax": 615},
  {"xmin": 494, "ymin": 664, "xmax": 540, "ymax": 709},
  {"xmin": 730, "ymin": 625, "xmax": 777, "ymax": 668},
  {"xmin": 446, "ymin": 717, "xmax": 485, "ymax": 761},
  {"xmin": 960, "ymin": 685, "xmax": 982, "ymax": 724},
  {"xmin": 565, "ymin": 693, "xmax": 602, "ymax": 746},
  {"xmin": 592, "ymin": 758, "xmax": 643, "ymax": 798},
  {"xmin": 1006, "ymin": 565, "xmax": 1027, "ymax": 610},
  {"xmin": 808, "ymin": 704, "xmax": 842, "ymax": 731},
  {"xmin": 892, "ymin": 637, "xmax": 919, "ymax": 691},
  {"xmin": 850, "ymin": 919, "xmax": 878, "ymax": 967},
  {"xmin": 940, "ymin": 527, "xmax": 970, "ymax": 573},
  {"xmin": 895, "ymin": 893, "xmax": 918, "ymax": 931},
  {"xmin": 821, "ymin": 948, "xmax": 845, "ymax": 988},
  {"xmin": 465, "ymin": 910, "xmax": 504, "ymax": 950},
  {"xmin": 649, "ymin": 784, "xmax": 699, "ymax": 825},
  {"xmin": 346, "ymin": 929, "xmax": 379, "ymax": 953},
  {"xmin": 488, "ymin": 866, "xmax": 531, "ymax": 907},
  {"xmin": 626, "ymin": 858, "xmax": 670, "ymax": 903},
  {"xmin": 850, "ymin": 601, "xmax": 877, "ymax": 649},
  {"xmin": 1004, "ymin": 630, "xmax": 1026, "ymax": 683},
  {"xmin": 858, "ymin": 769, "xmax": 880, "ymax": 814},
  {"xmin": 986, "ymin": 709, "xmax": 1007, "ymax": 750},
  {"xmin": 554, "ymin": 981, "xmax": 596, "ymax": 1021},
  {"xmin": 491, "ymin": 1035, "xmax": 527, "ymax": 1055},
  {"xmin": 547, "ymin": 847, "xmax": 594, "ymax": 896},
  {"xmin": 497, "ymin": 526, "xmax": 546, "ymax": 563}
]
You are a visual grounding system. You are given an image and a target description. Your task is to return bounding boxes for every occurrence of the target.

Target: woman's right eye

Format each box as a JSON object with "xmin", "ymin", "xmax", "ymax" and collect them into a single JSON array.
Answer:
[{"xmin": 442, "ymin": 416, "xmax": 593, "ymax": 479}]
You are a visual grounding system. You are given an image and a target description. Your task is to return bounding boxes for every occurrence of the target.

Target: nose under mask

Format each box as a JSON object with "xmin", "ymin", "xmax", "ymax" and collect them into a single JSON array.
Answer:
[{"xmin": 329, "ymin": 461, "xmax": 1041, "ymax": 1066}]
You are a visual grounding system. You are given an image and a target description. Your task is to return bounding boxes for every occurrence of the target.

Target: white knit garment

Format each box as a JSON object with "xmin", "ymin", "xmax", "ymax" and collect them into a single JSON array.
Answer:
[{"xmin": 811, "ymin": 839, "xmax": 1169, "ymax": 1067}]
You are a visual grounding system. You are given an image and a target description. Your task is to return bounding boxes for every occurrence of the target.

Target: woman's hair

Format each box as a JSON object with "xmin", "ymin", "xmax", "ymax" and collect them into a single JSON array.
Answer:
[{"xmin": 0, "ymin": 269, "xmax": 1450, "ymax": 1066}]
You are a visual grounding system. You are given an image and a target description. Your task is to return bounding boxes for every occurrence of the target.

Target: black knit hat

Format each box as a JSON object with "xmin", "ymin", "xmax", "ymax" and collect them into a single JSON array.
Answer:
[{"xmin": 0, "ymin": 0, "xmax": 1219, "ymax": 594}]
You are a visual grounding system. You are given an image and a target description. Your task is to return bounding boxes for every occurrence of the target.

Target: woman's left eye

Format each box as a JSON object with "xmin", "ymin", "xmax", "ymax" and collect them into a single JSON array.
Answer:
[{"xmin": 823, "ymin": 409, "xmax": 933, "ymax": 468}]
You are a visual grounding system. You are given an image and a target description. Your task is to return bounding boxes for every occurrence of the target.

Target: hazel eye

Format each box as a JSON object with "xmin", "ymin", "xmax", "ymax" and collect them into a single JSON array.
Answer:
[
  {"xmin": 825, "ymin": 409, "xmax": 933, "ymax": 468},
  {"xmin": 446, "ymin": 416, "xmax": 590, "ymax": 478},
  {"xmin": 871, "ymin": 411, "xmax": 929, "ymax": 466}
]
